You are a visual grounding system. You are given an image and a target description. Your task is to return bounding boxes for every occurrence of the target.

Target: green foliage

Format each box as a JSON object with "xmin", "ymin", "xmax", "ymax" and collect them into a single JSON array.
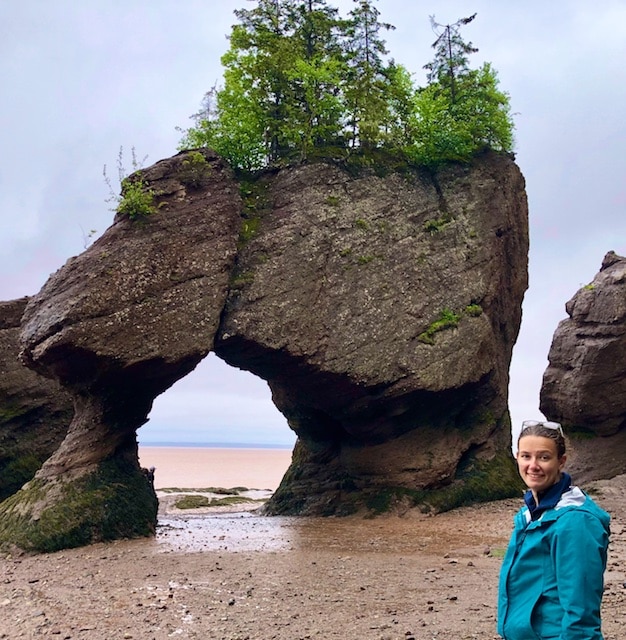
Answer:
[
  {"xmin": 417, "ymin": 304, "xmax": 483, "ymax": 344},
  {"xmin": 103, "ymin": 147, "xmax": 156, "ymax": 220},
  {"xmin": 179, "ymin": 4, "xmax": 514, "ymax": 170},
  {"xmin": 418, "ymin": 307, "xmax": 461, "ymax": 344},
  {"xmin": 117, "ymin": 177, "xmax": 155, "ymax": 219},
  {"xmin": 179, "ymin": 151, "xmax": 212, "ymax": 188},
  {"xmin": 464, "ymin": 303, "xmax": 483, "ymax": 317},
  {"xmin": 423, "ymin": 212, "xmax": 451, "ymax": 233}
]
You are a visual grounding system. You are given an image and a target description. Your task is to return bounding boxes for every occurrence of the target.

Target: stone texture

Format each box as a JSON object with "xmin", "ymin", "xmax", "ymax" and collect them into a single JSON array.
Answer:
[
  {"xmin": 0, "ymin": 149, "xmax": 529, "ymax": 551},
  {"xmin": 541, "ymin": 251, "xmax": 626, "ymax": 482},
  {"xmin": 216, "ymin": 152, "xmax": 529, "ymax": 514},
  {"xmin": 0, "ymin": 149, "xmax": 242, "ymax": 551},
  {"xmin": 0, "ymin": 298, "xmax": 73, "ymax": 501}
]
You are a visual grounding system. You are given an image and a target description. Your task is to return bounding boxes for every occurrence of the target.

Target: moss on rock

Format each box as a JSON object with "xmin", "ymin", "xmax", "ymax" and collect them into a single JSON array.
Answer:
[{"xmin": 0, "ymin": 457, "xmax": 158, "ymax": 553}]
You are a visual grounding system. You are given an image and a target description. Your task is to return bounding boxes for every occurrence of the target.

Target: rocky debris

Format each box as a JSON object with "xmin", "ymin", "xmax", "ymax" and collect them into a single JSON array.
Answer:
[
  {"xmin": 1, "ymin": 149, "xmax": 529, "ymax": 552},
  {"xmin": 541, "ymin": 251, "xmax": 626, "ymax": 483},
  {"xmin": 217, "ymin": 152, "xmax": 529, "ymax": 515},
  {"xmin": 0, "ymin": 297, "xmax": 73, "ymax": 501},
  {"xmin": 0, "ymin": 149, "xmax": 242, "ymax": 552}
]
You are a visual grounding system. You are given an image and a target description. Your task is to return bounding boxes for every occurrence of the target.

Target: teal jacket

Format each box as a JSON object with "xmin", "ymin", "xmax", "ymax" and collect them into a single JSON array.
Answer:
[{"xmin": 498, "ymin": 486, "xmax": 610, "ymax": 640}]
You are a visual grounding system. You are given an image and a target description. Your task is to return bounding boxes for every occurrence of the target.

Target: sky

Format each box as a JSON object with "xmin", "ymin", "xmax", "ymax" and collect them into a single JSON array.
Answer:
[{"xmin": 1, "ymin": 1, "xmax": 625, "ymax": 447}]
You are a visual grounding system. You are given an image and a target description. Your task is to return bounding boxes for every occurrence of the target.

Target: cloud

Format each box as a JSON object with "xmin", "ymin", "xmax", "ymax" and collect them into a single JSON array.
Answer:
[{"xmin": 2, "ymin": 1, "xmax": 625, "ymax": 446}]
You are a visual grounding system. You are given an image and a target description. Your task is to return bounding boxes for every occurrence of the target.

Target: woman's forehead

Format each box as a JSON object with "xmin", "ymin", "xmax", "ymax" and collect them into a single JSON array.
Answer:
[{"xmin": 517, "ymin": 435, "xmax": 558, "ymax": 452}]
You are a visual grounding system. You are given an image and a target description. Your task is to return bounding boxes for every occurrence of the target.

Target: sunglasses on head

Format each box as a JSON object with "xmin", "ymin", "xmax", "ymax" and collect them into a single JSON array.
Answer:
[{"xmin": 521, "ymin": 420, "xmax": 563, "ymax": 435}]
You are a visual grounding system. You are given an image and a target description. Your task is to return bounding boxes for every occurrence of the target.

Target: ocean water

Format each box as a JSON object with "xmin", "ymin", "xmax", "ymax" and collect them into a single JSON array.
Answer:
[{"xmin": 138, "ymin": 445, "xmax": 294, "ymax": 491}]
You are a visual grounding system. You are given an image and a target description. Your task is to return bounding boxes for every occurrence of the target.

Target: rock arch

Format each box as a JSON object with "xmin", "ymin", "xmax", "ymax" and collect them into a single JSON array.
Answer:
[{"xmin": 0, "ymin": 149, "xmax": 529, "ymax": 552}]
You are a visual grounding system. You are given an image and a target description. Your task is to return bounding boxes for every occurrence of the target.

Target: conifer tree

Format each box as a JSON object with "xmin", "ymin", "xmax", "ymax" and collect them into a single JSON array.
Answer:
[
  {"xmin": 408, "ymin": 12, "xmax": 514, "ymax": 166},
  {"xmin": 178, "ymin": 3, "xmax": 515, "ymax": 171},
  {"xmin": 343, "ymin": 0, "xmax": 395, "ymax": 148}
]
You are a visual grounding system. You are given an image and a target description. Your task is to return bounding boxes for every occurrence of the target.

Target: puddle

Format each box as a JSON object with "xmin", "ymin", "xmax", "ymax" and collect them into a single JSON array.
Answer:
[
  {"xmin": 155, "ymin": 501, "xmax": 515, "ymax": 555},
  {"xmin": 156, "ymin": 512, "xmax": 297, "ymax": 553}
]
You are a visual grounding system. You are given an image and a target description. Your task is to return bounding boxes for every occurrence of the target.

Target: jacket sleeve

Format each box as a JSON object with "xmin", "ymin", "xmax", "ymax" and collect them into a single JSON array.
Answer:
[{"xmin": 552, "ymin": 510, "xmax": 608, "ymax": 639}]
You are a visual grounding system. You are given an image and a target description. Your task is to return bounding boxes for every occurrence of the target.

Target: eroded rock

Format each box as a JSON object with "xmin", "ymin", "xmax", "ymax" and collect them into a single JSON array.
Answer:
[
  {"xmin": 0, "ymin": 149, "xmax": 242, "ymax": 551},
  {"xmin": 0, "ymin": 298, "xmax": 73, "ymax": 501},
  {"xmin": 216, "ymin": 152, "xmax": 528, "ymax": 514},
  {"xmin": 1, "ymin": 150, "xmax": 529, "ymax": 551},
  {"xmin": 541, "ymin": 251, "xmax": 626, "ymax": 482}
]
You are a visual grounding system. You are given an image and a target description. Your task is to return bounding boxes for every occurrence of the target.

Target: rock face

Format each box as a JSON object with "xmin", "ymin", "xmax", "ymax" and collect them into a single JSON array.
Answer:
[
  {"xmin": 0, "ymin": 149, "xmax": 528, "ymax": 552},
  {"xmin": 541, "ymin": 251, "xmax": 626, "ymax": 482},
  {"xmin": 217, "ymin": 152, "xmax": 528, "ymax": 515},
  {"xmin": 0, "ymin": 149, "xmax": 242, "ymax": 552},
  {"xmin": 0, "ymin": 298, "xmax": 73, "ymax": 501}
]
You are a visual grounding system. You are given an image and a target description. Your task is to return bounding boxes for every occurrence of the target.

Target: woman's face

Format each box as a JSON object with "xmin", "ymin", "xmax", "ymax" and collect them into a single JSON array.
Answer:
[{"xmin": 516, "ymin": 435, "xmax": 566, "ymax": 496}]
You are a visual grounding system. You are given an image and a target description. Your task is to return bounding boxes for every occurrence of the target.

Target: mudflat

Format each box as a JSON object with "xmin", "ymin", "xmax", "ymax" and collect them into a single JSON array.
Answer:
[{"xmin": 1, "ymin": 476, "xmax": 625, "ymax": 639}]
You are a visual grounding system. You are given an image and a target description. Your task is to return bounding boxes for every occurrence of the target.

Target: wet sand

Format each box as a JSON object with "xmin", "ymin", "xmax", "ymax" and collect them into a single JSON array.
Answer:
[
  {"xmin": 138, "ymin": 446, "xmax": 293, "ymax": 491},
  {"xmin": 2, "ymin": 483, "xmax": 625, "ymax": 639}
]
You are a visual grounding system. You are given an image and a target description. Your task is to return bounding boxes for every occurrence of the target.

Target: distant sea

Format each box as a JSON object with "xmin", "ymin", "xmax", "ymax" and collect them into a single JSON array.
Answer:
[
  {"xmin": 139, "ymin": 441, "xmax": 294, "ymax": 449},
  {"xmin": 138, "ymin": 443, "xmax": 294, "ymax": 491}
]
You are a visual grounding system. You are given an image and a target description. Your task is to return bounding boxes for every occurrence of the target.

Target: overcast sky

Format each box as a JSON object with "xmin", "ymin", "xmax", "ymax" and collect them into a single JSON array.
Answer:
[{"xmin": 2, "ymin": 1, "xmax": 625, "ymax": 447}]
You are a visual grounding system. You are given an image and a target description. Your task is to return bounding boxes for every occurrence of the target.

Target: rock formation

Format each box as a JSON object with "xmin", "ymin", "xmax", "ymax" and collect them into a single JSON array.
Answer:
[
  {"xmin": 217, "ymin": 152, "xmax": 528, "ymax": 515},
  {"xmin": 0, "ymin": 149, "xmax": 242, "ymax": 552},
  {"xmin": 0, "ymin": 149, "xmax": 528, "ymax": 552},
  {"xmin": 541, "ymin": 251, "xmax": 626, "ymax": 483},
  {"xmin": 0, "ymin": 298, "xmax": 73, "ymax": 501}
]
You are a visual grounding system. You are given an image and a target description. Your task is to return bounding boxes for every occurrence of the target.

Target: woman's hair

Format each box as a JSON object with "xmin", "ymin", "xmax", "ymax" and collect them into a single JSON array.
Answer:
[{"xmin": 518, "ymin": 421, "xmax": 566, "ymax": 458}]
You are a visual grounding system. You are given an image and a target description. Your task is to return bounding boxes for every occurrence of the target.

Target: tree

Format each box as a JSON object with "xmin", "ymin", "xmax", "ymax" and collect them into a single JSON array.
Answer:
[
  {"xmin": 343, "ymin": 0, "xmax": 396, "ymax": 148},
  {"xmin": 178, "ymin": 3, "xmax": 515, "ymax": 171},
  {"xmin": 423, "ymin": 13, "xmax": 478, "ymax": 104},
  {"xmin": 410, "ymin": 13, "xmax": 514, "ymax": 166},
  {"xmin": 281, "ymin": 0, "xmax": 348, "ymax": 159}
]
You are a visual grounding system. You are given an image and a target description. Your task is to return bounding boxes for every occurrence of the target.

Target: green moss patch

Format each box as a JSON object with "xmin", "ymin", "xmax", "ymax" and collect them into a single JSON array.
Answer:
[
  {"xmin": 0, "ymin": 457, "xmax": 158, "ymax": 553},
  {"xmin": 0, "ymin": 453, "xmax": 43, "ymax": 502}
]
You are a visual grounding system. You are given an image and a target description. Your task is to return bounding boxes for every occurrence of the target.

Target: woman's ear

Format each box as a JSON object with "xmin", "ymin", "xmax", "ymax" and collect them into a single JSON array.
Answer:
[{"xmin": 559, "ymin": 454, "xmax": 567, "ymax": 470}]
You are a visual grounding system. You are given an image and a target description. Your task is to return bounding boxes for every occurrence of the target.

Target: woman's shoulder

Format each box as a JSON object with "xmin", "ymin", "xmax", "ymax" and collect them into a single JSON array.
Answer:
[{"xmin": 555, "ymin": 486, "xmax": 610, "ymax": 526}]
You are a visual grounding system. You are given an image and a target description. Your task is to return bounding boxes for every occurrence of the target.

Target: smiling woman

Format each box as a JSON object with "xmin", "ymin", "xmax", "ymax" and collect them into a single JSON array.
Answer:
[{"xmin": 498, "ymin": 420, "xmax": 611, "ymax": 640}]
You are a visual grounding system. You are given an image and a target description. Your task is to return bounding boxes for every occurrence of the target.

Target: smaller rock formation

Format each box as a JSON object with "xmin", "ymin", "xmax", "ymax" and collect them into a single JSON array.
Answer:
[
  {"xmin": 0, "ymin": 298, "xmax": 73, "ymax": 501},
  {"xmin": 541, "ymin": 251, "xmax": 626, "ymax": 482}
]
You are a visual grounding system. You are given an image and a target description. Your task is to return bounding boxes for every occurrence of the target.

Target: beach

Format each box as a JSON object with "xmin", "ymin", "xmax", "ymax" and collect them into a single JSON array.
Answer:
[
  {"xmin": 1, "ymin": 460, "xmax": 624, "ymax": 639},
  {"xmin": 138, "ymin": 445, "xmax": 293, "ymax": 491}
]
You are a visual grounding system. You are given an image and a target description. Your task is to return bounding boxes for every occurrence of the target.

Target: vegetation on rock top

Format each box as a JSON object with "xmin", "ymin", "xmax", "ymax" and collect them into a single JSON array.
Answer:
[{"xmin": 178, "ymin": 1, "xmax": 514, "ymax": 171}]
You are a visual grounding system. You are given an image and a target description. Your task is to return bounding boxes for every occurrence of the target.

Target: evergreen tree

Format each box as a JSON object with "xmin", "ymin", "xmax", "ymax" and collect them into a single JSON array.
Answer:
[
  {"xmin": 423, "ymin": 13, "xmax": 478, "ymax": 104},
  {"xmin": 409, "ymin": 13, "xmax": 514, "ymax": 166},
  {"xmin": 343, "ymin": 0, "xmax": 396, "ymax": 148},
  {"xmin": 282, "ymin": 0, "xmax": 348, "ymax": 159},
  {"xmin": 178, "ymin": 3, "xmax": 515, "ymax": 171}
]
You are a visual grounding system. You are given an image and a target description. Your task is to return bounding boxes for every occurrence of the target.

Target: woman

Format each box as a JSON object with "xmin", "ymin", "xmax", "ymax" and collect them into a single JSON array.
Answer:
[{"xmin": 498, "ymin": 420, "xmax": 610, "ymax": 640}]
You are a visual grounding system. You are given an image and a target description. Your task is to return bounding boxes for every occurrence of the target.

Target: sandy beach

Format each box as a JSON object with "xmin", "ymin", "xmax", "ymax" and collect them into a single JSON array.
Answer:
[
  {"xmin": 138, "ymin": 446, "xmax": 293, "ymax": 491},
  {"xmin": 1, "ymin": 463, "xmax": 624, "ymax": 639}
]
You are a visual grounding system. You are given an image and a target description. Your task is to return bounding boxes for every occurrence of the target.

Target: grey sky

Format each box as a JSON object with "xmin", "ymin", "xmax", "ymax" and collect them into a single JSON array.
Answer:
[{"xmin": 1, "ymin": 1, "xmax": 625, "ymax": 446}]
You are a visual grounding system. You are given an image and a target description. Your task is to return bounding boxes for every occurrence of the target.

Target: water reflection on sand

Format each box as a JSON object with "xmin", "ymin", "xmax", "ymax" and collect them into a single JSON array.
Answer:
[{"xmin": 156, "ymin": 505, "xmax": 512, "ymax": 556}]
